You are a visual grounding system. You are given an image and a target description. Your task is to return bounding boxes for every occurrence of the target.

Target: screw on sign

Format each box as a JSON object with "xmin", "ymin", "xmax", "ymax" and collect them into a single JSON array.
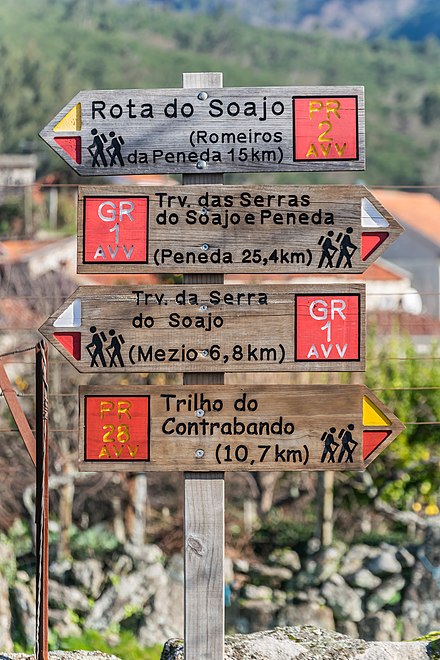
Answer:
[
  {"xmin": 40, "ymin": 86, "xmax": 365, "ymax": 175},
  {"xmin": 78, "ymin": 385, "xmax": 405, "ymax": 473},
  {"xmin": 38, "ymin": 284, "xmax": 366, "ymax": 373},
  {"xmin": 77, "ymin": 185, "xmax": 403, "ymax": 275}
]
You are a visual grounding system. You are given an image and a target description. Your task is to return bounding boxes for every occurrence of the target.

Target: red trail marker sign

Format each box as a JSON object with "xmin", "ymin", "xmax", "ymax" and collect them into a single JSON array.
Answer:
[
  {"xmin": 78, "ymin": 384, "xmax": 404, "ymax": 472},
  {"xmin": 77, "ymin": 184, "xmax": 402, "ymax": 274},
  {"xmin": 39, "ymin": 284, "xmax": 366, "ymax": 373},
  {"xmin": 39, "ymin": 85, "xmax": 365, "ymax": 175}
]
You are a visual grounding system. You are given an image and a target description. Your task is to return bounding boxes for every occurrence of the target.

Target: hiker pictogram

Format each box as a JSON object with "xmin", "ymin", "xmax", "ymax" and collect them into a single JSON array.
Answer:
[
  {"xmin": 86, "ymin": 326, "xmax": 126, "ymax": 368},
  {"xmin": 320, "ymin": 424, "xmax": 359, "ymax": 463},
  {"xmin": 87, "ymin": 129, "xmax": 125, "ymax": 167},
  {"xmin": 318, "ymin": 227, "xmax": 358, "ymax": 269}
]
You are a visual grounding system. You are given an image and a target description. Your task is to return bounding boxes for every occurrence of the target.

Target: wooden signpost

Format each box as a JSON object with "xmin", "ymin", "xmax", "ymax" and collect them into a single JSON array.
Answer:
[
  {"xmin": 78, "ymin": 384, "xmax": 404, "ymax": 472},
  {"xmin": 77, "ymin": 184, "xmax": 402, "ymax": 274},
  {"xmin": 39, "ymin": 85, "xmax": 365, "ymax": 175},
  {"xmin": 39, "ymin": 283, "xmax": 365, "ymax": 373},
  {"xmin": 39, "ymin": 72, "xmax": 404, "ymax": 660}
]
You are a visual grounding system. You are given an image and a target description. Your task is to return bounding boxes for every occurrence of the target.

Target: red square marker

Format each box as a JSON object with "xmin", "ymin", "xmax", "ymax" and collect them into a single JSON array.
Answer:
[
  {"xmin": 84, "ymin": 395, "xmax": 150, "ymax": 461},
  {"xmin": 293, "ymin": 96, "xmax": 358, "ymax": 161},
  {"xmin": 295, "ymin": 294, "xmax": 360, "ymax": 361},
  {"xmin": 83, "ymin": 196, "xmax": 149, "ymax": 263}
]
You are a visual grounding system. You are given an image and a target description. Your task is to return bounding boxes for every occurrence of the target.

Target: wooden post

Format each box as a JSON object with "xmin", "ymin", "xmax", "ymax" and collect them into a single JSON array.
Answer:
[
  {"xmin": 182, "ymin": 71, "xmax": 225, "ymax": 660},
  {"xmin": 317, "ymin": 471, "xmax": 334, "ymax": 548}
]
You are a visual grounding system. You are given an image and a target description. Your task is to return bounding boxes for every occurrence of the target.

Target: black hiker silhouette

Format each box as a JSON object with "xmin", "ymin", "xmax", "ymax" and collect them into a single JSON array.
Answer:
[
  {"xmin": 335, "ymin": 227, "xmax": 357, "ymax": 268},
  {"xmin": 318, "ymin": 230, "xmax": 338, "ymax": 268},
  {"xmin": 106, "ymin": 131, "xmax": 125, "ymax": 166},
  {"xmin": 87, "ymin": 129, "xmax": 108, "ymax": 167},
  {"xmin": 337, "ymin": 424, "xmax": 358, "ymax": 462},
  {"xmin": 86, "ymin": 326, "xmax": 107, "ymax": 367},
  {"xmin": 106, "ymin": 329, "xmax": 125, "ymax": 367},
  {"xmin": 320, "ymin": 427, "xmax": 339, "ymax": 463}
]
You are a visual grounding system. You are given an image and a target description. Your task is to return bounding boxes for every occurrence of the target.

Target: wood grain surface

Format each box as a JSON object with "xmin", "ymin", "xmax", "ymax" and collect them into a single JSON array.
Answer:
[
  {"xmin": 78, "ymin": 384, "xmax": 404, "ymax": 472},
  {"xmin": 77, "ymin": 184, "xmax": 402, "ymax": 274},
  {"xmin": 40, "ymin": 85, "xmax": 365, "ymax": 175},
  {"xmin": 39, "ymin": 283, "xmax": 366, "ymax": 373}
]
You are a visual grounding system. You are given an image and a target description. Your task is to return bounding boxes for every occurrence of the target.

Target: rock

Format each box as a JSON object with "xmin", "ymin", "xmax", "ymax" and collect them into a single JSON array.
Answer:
[
  {"xmin": 0, "ymin": 538, "xmax": 15, "ymax": 651},
  {"xmin": 138, "ymin": 557, "xmax": 184, "ymax": 648},
  {"xmin": 49, "ymin": 559, "xmax": 73, "ymax": 583},
  {"xmin": 85, "ymin": 563, "xmax": 168, "ymax": 632},
  {"xmin": 366, "ymin": 544, "xmax": 402, "ymax": 576},
  {"xmin": 48, "ymin": 579, "xmax": 90, "ymax": 613},
  {"xmin": 359, "ymin": 611, "xmax": 401, "ymax": 641},
  {"xmin": 72, "ymin": 558, "xmax": 106, "ymax": 599},
  {"xmin": 273, "ymin": 589, "xmax": 287, "ymax": 607},
  {"xmin": 305, "ymin": 542, "xmax": 347, "ymax": 584},
  {"xmin": 340, "ymin": 544, "xmax": 376, "ymax": 576},
  {"xmin": 49, "ymin": 608, "xmax": 82, "ymax": 639},
  {"xmin": 294, "ymin": 588, "xmax": 325, "ymax": 605},
  {"xmin": 225, "ymin": 556, "xmax": 235, "ymax": 584},
  {"xmin": 243, "ymin": 584, "xmax": 273, "ymax": 601},
  {"xmin": 234, "ymin": 558, "xmax": 250, "ymax": 574},
  {"xmin": 401, "ymin": 524, "xmax": 440, "ymax": 638},
  {"xmin": 112, "ymin": 554, "xmax": 134, "ymax": 576},
  {"xmin": 396, "ymin": 547, "xmax": 416, "ymax": 569},
  {"xmin": 123, "ymin": 542, "xmax": 164, "ymax": 567},
  {"xmin": 0, "ymin": 572, "xmax": 13, "ymax": 652},
  {"xmin": 276, "ymin": 602, "xmax": 335, "ymax": 631},
  {"xmin": 366, "ymin": 575, "xmax": 405, "ymax": 613},
  {"xmin": 10, "ymin": 581, "xmax": 36, "ymax": 648},
  {"xmin": 321, "ymin": 574, "xmax": 363, "ymax": 622},
  {"xmin": 85, "ymin": 560, "xmax": 183, "ymax": 646},
  {"xmin": 344, "ymin": 568, "xmax": 381, "ymax": 591},
  {"xmin": 0, "ymin": 539, "xmax": 17, "ymax": 584},
  {"xmin": 268, "ymin": 548, "xmax": 301, "ymax": 572},
  {"xmin": 249, "ymin": 562, "xmax": 293, "ymax": 587},
  {"xmin": 335, "ymin": 620, "xmax": 359, "ymax": 638},
  {"xmin": 166, "ymin": 554, "xmax": 184, "ymax": 583},
  {"xmin": 236, "ymin": 599, "xmax": 279, "ymax": 632},
  {"xmin": 161, "ymin": 625, "xmax": 436, "ymax": 659}
]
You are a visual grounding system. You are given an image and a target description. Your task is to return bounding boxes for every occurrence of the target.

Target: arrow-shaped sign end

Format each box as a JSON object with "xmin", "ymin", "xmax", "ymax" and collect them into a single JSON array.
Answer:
[{"xmin": 362, "ymin": 390, "xmax": 405, "ymax": 467}]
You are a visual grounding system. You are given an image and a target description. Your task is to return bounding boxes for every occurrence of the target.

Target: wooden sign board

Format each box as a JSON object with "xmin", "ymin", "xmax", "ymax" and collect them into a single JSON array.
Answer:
[
  {"xmin": 78, "ymin": 384, "xmax": 404, "ymax": 472},
  {"xmin": 39, "ymin": 284, "xmax": 365, "ymax": 373},
  {"xmin": 40, "ymin": 86, "xmax": 365, "ymax": 175},
  {"xmin": 77, "ymin": 185, "xmax": 402, "ymax": 274}
]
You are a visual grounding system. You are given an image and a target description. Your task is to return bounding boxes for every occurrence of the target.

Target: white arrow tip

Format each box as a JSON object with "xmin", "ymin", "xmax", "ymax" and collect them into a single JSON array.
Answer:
[
  {"xmin": 362, "ymin": 198, "xmax": 389, "ymax": 228},
  {"xmin": 53, "ymin": 299, "xmax": 81, "ymax": 328}
]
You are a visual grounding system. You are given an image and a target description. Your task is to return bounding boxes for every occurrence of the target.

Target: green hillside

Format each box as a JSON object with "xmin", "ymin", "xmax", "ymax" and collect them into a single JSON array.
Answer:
[{"xmin": 1, "ymin": 0, "xmax": 439, "ymax": 186}]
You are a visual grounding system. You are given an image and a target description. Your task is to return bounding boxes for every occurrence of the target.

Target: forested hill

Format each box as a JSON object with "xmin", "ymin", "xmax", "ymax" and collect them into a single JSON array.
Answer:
[
  {"xmin": 1, "ymin": 0, "xmax": 440, "ymax": 186},
  {"xmin": 138, "ymin": 0, "xmax": 440, "ymax": 42}
]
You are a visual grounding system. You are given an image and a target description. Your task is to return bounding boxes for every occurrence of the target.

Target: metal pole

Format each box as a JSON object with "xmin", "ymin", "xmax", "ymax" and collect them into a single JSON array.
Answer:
[{"xmin": 35, "ymin": 340, "xmax": 49, "ymax": 660}]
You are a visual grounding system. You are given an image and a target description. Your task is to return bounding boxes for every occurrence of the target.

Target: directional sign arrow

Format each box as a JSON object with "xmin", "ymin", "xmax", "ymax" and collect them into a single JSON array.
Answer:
[
  {"xmin": 77, "ymin": 184, "xmax": 403, "ymax": 274},
  {"xmin": 39, "ymin": 284, "xmax": 365, "ymax": 373},
  {"xmin": 40, "ymin": 85, "xmax": 365, "ymax": 175},
  {"xmin": 78, "ymin": 384, "xmax": 404, "ymax": 472}
]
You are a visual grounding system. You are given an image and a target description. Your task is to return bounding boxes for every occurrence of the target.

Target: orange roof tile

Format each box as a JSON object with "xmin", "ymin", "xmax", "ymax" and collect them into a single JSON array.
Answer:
[
  {"xmin": 0, "ymin": 240, "xmax": 58, "ymax": 262},
  {"xmin": 369, "ymin": 310, "xmax": 440, "ymax": 337},
  {"xmin": 0, "ymin": 298, "xmax": 41, "ymax": 328},
  {"xmin": 371, "ymin": 189, "xmax": 440, "ymax": 247}
]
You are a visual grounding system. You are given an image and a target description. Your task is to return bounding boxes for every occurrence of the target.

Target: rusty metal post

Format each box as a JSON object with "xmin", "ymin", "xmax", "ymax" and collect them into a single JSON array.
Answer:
[{"xmin": 35, "ymin": 340, "xmax": 49, "ymax": 660}]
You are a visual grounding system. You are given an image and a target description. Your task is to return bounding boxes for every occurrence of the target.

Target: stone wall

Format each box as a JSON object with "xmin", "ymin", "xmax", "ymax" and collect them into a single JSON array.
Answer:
[
  {"xmin": 1, "ymin": 523, "xmax": 439, "ymax": 651},
  {"xmin": 226, "ymin": 524, "xmax": 440, "ymax": 641}
]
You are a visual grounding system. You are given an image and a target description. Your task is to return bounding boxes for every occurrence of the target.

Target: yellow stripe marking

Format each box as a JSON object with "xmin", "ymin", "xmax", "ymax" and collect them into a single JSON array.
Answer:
[
  {"xmin": 54, "ymin": 103, "xmax": 82, "ymax": 132},
  {"xmin": 363, "ymin": 396, "xmax": 390, "ymax": 426}
]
